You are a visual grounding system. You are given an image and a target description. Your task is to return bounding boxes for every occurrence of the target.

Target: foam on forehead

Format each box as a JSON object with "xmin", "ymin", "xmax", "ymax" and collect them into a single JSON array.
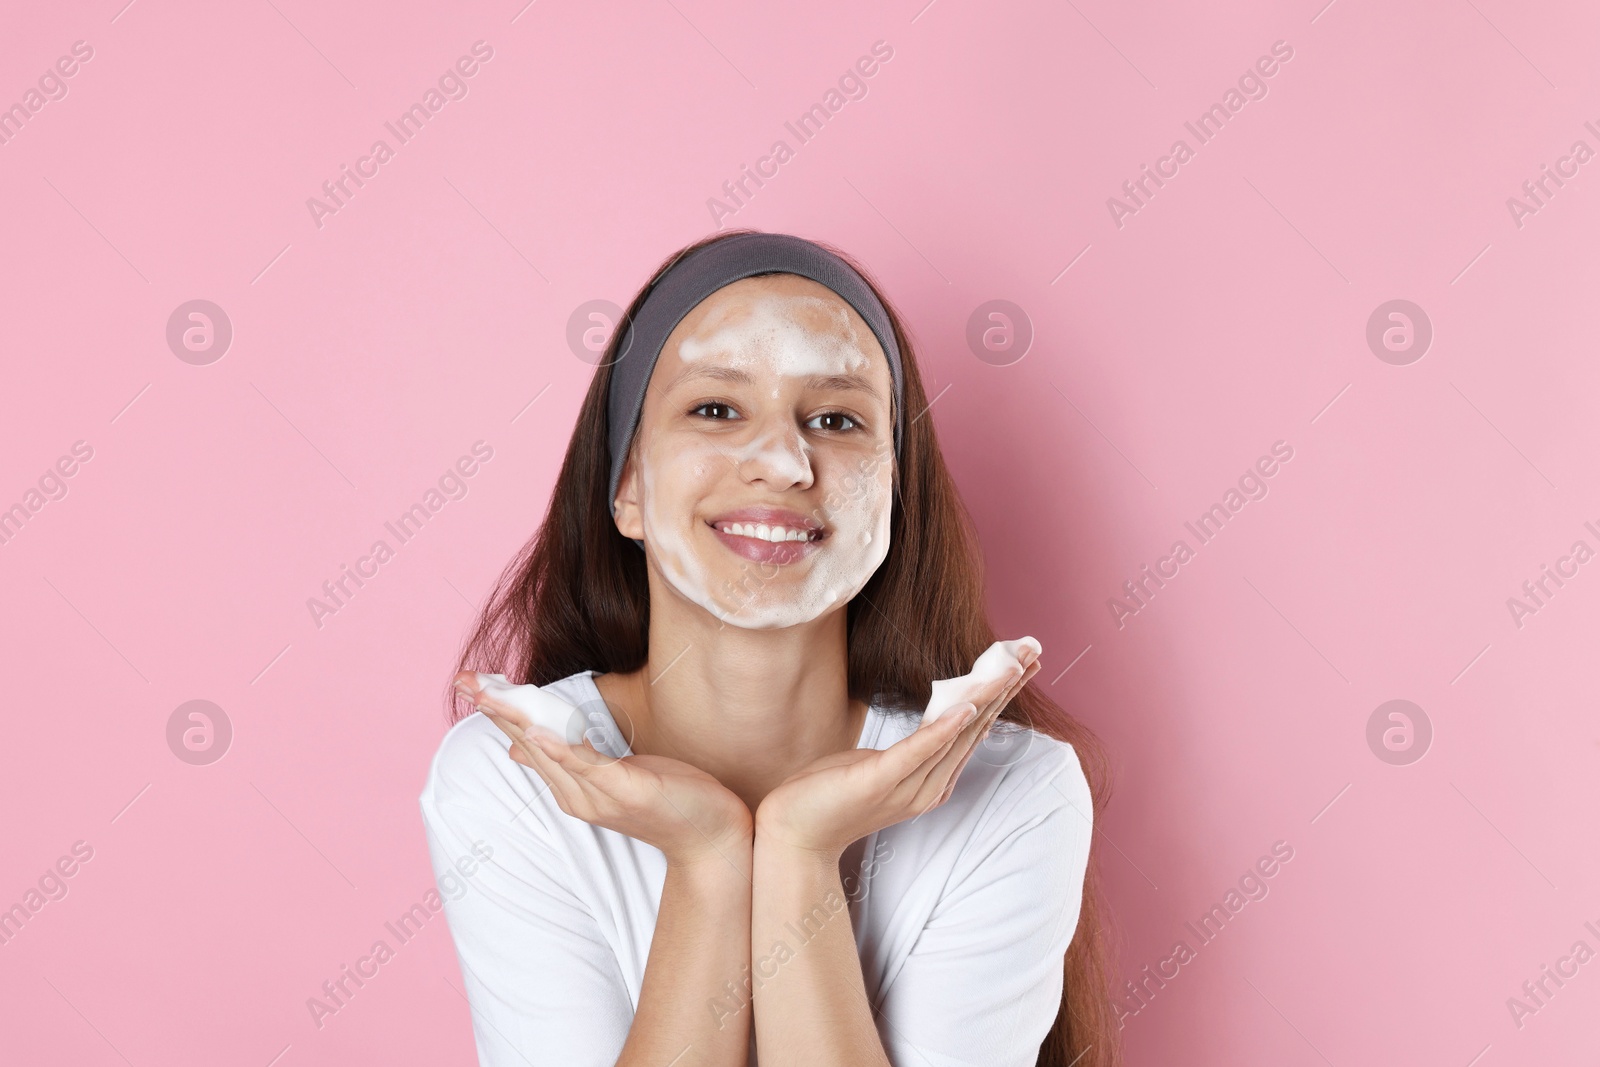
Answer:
[{"xmin": 676, "ymin": 291, "xmax": 873, "ymax": 379}]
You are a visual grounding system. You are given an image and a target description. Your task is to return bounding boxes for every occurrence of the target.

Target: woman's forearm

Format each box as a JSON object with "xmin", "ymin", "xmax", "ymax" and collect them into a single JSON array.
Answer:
[
  {"xmin": 749, "ymin": 836, "xmax": 890, "ymax": 1067},
  {"xmin": 617, "ymin": 842, "xmax": 755, "ymax": 1067}
]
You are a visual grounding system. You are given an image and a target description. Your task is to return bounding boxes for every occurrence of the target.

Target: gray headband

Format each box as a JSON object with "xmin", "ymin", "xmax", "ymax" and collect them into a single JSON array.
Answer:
[{"xmin": 605, "ymin": 231, "xmax": 904, "ymax": 528}]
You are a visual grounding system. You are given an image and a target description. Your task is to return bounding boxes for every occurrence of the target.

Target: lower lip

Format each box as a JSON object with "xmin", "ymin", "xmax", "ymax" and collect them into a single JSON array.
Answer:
[{"xmin": 709, "ymin": 523, "xmax": 823, "ymax": 566}]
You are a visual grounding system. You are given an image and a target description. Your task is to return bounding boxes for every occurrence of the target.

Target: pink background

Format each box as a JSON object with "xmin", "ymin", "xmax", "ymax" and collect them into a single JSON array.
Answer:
[{"xmin": 2, "ymin": 0, "xmax": 1597, "ymax": 1063}]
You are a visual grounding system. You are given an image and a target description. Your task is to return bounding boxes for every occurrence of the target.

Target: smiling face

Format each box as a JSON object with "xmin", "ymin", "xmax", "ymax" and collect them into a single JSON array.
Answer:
[{"xmin": 612, "ymin": 273, "xmax": 896, "ymax": 630}]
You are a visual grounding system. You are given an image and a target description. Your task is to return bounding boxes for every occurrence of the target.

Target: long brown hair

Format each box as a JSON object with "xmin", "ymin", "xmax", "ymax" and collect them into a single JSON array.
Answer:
[{"xmin": 448, "ymin": 228, "xmax": 1121, "ymax": 1067}]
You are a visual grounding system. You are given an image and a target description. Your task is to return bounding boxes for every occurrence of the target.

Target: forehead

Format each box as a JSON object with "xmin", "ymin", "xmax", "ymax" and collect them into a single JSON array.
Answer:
[{"xmin": 650, "ymin": 273, "xmax": 889, "ymax": 388}]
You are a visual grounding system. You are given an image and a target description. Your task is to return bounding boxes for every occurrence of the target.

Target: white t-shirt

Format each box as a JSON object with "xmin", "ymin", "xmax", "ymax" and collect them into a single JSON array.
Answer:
[{"xmin": 419, "ymin": 670, "xmax": 1093, "ymax": 1067}]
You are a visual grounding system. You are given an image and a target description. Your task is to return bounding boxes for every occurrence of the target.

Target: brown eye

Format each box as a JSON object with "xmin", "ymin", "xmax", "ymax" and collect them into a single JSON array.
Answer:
[
  {"xmin": 691, "ymin": 402, "xmax": 740, "ymax": 421},
  {"xmin": 806, "ymin": 411, "xmax": 858, "ymax": 432}
]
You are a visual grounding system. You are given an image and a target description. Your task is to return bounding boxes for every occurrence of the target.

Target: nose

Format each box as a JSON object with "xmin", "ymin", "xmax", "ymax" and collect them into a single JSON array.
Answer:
[{"xmin": 735, "ymin": 417, "xmax": 814, "ymax": 491}]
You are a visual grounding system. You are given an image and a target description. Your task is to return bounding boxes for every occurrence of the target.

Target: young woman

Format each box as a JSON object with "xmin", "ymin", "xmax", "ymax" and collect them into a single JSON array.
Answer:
[{"xmin": 420, "ymin": 229, "xmax": 1119, "ymax": 1066}]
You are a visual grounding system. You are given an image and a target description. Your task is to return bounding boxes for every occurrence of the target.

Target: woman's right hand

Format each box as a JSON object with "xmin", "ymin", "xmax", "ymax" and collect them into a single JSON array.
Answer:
[{"xmin": 454, "ymin": 672, "xmax": 754, "ymax": 870}]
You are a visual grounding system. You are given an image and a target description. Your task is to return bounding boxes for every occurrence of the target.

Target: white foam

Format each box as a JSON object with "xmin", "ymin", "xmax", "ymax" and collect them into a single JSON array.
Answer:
[
  {"xmin": 677, "ymin": 292, "xmax": 871, "ymax": 379},
  {"xmin": 473, "ymin": 673, "xmax": 588, "ymax": 745},
  {"xmin": 920, "ymin": 637, "xmax": 1042, "ymax": 727}
]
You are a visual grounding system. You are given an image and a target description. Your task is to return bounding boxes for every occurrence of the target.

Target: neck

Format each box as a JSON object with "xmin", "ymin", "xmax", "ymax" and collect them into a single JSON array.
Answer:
[{"xmin": 594, "ymin": 581, "xmax": 867, "ymax": 816}]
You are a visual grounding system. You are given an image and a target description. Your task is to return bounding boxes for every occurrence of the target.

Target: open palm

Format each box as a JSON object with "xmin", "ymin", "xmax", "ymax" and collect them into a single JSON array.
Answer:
[
  {"xmin": 756, "ymin": 647, "xmax": 1041, "ymax": 857},
  {"xmin": 455, "ymin": 671, "xmax": 753, "ymax": 867}
]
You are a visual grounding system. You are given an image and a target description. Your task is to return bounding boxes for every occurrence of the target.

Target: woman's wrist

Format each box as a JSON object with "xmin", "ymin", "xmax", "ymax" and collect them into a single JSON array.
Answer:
[
  {"xmin": 752, "ymin": 814, "xmax": 846, "ymax": 869},
  {"xmin": 665, "ymin": 827, "xmax": 755, "ymax": 880}
]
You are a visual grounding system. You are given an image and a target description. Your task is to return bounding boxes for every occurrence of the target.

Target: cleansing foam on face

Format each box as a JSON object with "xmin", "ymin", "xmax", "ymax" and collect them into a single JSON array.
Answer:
[
  {"xmin": 920, "ymin": 638, "xmax": 1042, "ymax": 727},
  {"xmin": 634, "ymin": 287, "xmax": 895, "ymax": 631},
  {"xmin": 473, "ymin": 673, "xmax": 589, "ymax": 745}
]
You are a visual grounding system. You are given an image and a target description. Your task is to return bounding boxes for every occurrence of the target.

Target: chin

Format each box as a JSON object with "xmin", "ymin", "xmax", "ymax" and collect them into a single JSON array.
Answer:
[
  {"xmin": 715, "ymin": 610, "xmax": 832, "ymax": 632},
  {"xmin": 706, "ymin": 586, "xmax": 853, "ymax": 632}
]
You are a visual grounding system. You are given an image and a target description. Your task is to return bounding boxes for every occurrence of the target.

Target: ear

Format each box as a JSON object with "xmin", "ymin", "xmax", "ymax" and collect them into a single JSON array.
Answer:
[{"xmin": 612, "ymin": 454, "xmax": 645, "ymax": 541}]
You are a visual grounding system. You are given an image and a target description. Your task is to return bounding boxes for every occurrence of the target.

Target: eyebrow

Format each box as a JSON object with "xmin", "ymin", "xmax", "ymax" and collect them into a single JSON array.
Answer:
[{"xmin": 671, "ymin": 364, "xmax": 884, "ymax": 400}]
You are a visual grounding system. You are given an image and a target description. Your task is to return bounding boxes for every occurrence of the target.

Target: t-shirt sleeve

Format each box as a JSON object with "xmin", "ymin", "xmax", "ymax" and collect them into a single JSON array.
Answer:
[
  {"xmin": 420, "ymin": 719, "xmax": 636, "ymax": 1067},
  {"xmin": 873, "ymin": 741, "xmax": 1094, "ymax": 1067}
]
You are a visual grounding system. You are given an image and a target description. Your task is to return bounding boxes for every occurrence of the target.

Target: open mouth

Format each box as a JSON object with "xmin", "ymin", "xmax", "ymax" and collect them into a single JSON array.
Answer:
[
  {"xmin": 706, "ymin": 510, "xmax": 826, "ymax": 566},
  {"xmin": 712, "ymin": 521, "xmax": 823, "ymax": 543}
]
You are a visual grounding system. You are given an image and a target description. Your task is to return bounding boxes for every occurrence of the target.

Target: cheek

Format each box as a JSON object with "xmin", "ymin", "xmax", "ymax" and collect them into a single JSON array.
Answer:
[
  {"xmin": 637, "ymin": 435, "xmax": 729, "ymax": 587},
  {"xmin": 639, "ymin": 436, "xmax": 719, "ymax": 512},
  {"xmin": 822, "ymin": 455, "xmax": 894, "ymax": 552},
  {"xmin": 864, "ymin": 467, "xmax": 893, "ymax": 548},
  {"xmin": 637, "ymin": 436, "xmax": 713, "ymax": 594}
]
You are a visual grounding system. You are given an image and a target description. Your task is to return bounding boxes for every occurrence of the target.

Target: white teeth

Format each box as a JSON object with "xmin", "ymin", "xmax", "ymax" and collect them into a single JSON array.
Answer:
[{"xmin": 717, "ymin": 522, "xmax": 819, "ymax": 543}]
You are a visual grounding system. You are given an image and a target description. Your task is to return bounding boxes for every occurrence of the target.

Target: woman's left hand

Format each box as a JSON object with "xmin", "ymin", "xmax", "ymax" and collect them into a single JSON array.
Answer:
[{"xmin": 755, "ymin": 648, "xmax": 1041, "ymax": 859}]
